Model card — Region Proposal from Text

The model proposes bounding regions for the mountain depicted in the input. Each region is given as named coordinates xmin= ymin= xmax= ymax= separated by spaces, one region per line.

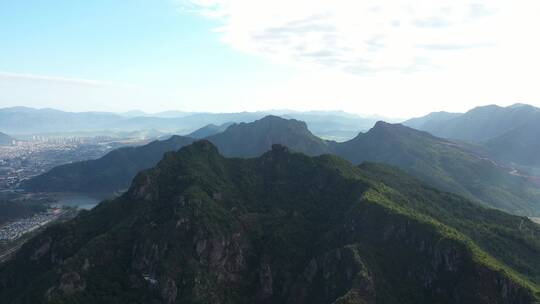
xmin=403 ymin=111 xmax=461 ymax=130
xmin=404 ymin=104 xmax=540 ymax=142
xmin=484 ymin=119 xmax=540 ymax=168
xmin=0 ymin=107 xmax=263 ymax=135
xmin=281 ymin=112 xmax=382 ymax=141
xmin=0 ymin=132 xmax=14 ymax=145
xmin=22 ymin=116 xmax=331 ymax=194
xmin=0 ymin=107 xmax=123 ymax=135
xmin=334 ymin=122 xmax=540 ymax=216
xmin=206 ymin=115 xmax=333 ymax=157
xmin=0 ymin=107 xmax=382 ymax=140
xmin=2 ymin=141 xmax=539 ymax=303
xmin=24 ymin=117 xmax=540 ymax=216
xmin=404 ymin=104 xmax=540 ymax=169
xmin=187 ymin=123 xmax=233 ymax=139
xmin=22 ymin=136 xmax=195 ymax=194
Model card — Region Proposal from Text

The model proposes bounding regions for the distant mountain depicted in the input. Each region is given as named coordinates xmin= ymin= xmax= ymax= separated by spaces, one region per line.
xmin=282 ymin=112 xmax=381 ymax=141
xmin=404 ymin=103 xmax=540 ymax=142
xmin=206 ymin=115 xmax=333 ymax=157
xmin=0 ymin=132 xmax=14 ymax=145
xmin=404 ymin=104 xmax=540 ymax=169
xmin=24 ymin=116 xmax=540 ymax=216
xmin=187 ymin=122 xmax=233 ymax=139
xmin=2 ymin=141 xmax=539 ymax=303
xmin=485 ymin=118 xmax=540 ymax=167
xmin=0 ymin=107 xmax=123 ymax=134
xmin=22 ymin=116 xmax=331 ymax=194
xmin=0 ymin=107 xmax=383 ymax=141
xmin=403 ymin=111 xmax=461 ymax=130
xmin=334 ymin=122 xmax=540 ymax=216
xmin=23 ymin=135 xmax=195 ymax=194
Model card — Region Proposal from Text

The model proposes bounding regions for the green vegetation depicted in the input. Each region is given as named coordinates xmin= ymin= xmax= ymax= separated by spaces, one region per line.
xmin=336 ymin=121 xmax=540 ymax=216
xmin=23 ymin=135 xmax=195 ymax=193
xmin=486 ymin=119 xmax=540 ymax=168
xmin=1 ymin=141 xmax=539 ymax=303
xmin=24 ymin=115 xmax=540 ymax=216
xmin=405 ymin=103 xmax=540 ymax=170
xmin=205 ymin=115 xmax=333 ymax=157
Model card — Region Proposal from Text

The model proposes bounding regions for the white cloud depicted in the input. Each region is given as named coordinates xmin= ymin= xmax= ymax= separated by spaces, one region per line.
xmin=177 ymin=0 xmax=540 ymax=117
xmin=184 ymin=0 xmax=539 ymax=74
xmin=5 ymin=2 xmax=540 ymax=118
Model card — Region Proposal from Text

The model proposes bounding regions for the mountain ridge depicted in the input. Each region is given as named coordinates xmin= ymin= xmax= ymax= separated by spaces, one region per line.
xmin=23 ymin=116 xmax=540 ymax=216
xmin=404 ymin=104 xmax=540 ymax=142
xmin=2 ymin=141 xmax=540 ymax=303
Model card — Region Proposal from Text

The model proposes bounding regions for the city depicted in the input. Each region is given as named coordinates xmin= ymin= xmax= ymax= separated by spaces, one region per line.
xmin=0 ymin=206 xmax=68 ymax=241
xmin=0 ymin=134 xmax=154 ymax=261
xmin=0 ymin=135 xmax=152 ymax=190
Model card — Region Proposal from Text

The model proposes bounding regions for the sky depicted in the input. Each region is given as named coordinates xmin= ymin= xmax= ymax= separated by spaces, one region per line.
xmin=1 ymin=0 xmax=539 ymax=118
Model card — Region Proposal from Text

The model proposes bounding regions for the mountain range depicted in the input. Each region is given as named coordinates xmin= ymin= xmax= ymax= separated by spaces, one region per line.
xmin=0 ymin=107 xmax=386 ymax=141
xmin=23 ymin=116 xmax=540 ymax=216
xmin=404 ymin=104 xmax=540 ymax=142
xmin=23 ymin=136 xmax=195 ymax=194
xmin=4 ymin=141 xmax=540 ymax=303
xmin=405 ymin=104 xmax=540 ymax=169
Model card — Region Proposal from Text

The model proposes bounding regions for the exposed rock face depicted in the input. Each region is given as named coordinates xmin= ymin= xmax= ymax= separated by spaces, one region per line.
xmin=0 ymin=141 xmax=539 ymax=304
xmin=291 ymin=246 xmax=376 ymax=304
xmin=58 ymin=272 xmax=86 ymax=295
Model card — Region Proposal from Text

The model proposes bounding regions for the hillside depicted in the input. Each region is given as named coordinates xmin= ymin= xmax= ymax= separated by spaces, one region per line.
xmin=206 ymin=115 xmax=333 ymax=157
xmin=281 ymin=111 xmax=380 ymax=141
xmin=24 ymin=117 xmax=540 ymax=216
xmin=334 ymin=122 xmax=540 ymax=216
xmin=402 ymin=111 xmax=461 ymax=131
xmin=404 ymin=104 xmax=540 ymax=142
xmin=485 ymin=119 xmax=540 ymax=168
xmin=22 ymin=136 xmax=195 ymax=194
xmin=23 ymin=116 xmax=330 ymax=194
xmin=1 ymin=141 xmax=539 ymax=303
xmin=0 ymin=132 xmax=14 ymax=145
xmin=187 ymin=123 xmax=232 ymax=139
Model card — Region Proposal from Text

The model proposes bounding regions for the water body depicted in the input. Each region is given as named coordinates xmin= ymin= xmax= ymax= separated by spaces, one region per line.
xmin=53 ymin=193 xmax=108 ymax=210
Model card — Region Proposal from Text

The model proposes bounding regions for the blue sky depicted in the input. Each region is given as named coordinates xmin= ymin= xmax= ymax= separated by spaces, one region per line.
xmin=0 ymin=1 xmax=294 ymax=88
xmin=1 ymin=0 xmax=539 ymax=117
